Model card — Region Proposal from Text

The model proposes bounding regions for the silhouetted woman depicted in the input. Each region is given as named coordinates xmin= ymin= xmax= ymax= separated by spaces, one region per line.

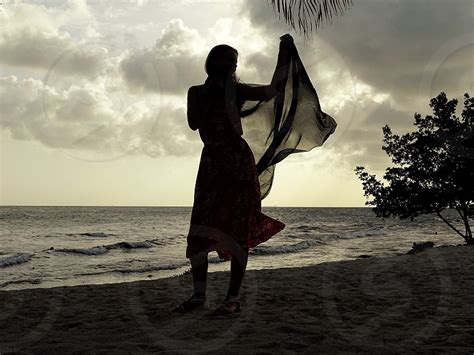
xmin=173 ymin=35 xmax=295 ymax=315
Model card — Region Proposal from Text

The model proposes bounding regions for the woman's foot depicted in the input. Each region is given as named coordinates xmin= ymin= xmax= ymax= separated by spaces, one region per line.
xmin=172 ymin=293 xmax=208 ymax=313
xmin=210 ymin=297 xmax=241 ymax=316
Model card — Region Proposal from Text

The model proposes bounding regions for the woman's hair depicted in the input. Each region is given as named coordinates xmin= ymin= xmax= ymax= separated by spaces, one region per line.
xmin=204 ymin=44 xmax=244 ymax=111
xmin=205 ymin=44 xmax=238 ymax=77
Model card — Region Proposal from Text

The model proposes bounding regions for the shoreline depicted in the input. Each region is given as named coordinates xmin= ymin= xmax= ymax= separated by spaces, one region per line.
xmin=1 ymin=245 xmax=473 ymax=353
xmin=2 ymin=240 xmax=462 ymax=293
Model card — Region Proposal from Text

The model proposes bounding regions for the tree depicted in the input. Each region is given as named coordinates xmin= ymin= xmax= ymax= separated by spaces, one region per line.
xmin=355 ymin=92 xmax=474 ymax=245
xmin=269 ymin=0 xmax=354 ymax=37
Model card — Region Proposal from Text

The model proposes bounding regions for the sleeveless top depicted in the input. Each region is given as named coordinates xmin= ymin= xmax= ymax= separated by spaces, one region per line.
xmin=195 ymin=76 xmax=244 ymax=145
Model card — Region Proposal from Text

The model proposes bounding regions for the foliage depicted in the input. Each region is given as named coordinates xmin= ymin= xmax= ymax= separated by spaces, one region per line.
xmin=355 ymin=92 xmax=474 ymax=245
xmin=269 ymin=0 xmax=353 ymax=37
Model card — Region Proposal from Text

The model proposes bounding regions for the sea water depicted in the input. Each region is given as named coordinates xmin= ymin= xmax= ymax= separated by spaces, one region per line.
xmin=0 ymin=206 xmax=461 ymax=290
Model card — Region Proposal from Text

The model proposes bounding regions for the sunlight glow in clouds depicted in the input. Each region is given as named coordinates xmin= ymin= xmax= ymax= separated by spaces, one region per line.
xmin=1 ymin=0 xmax=472 ymax=206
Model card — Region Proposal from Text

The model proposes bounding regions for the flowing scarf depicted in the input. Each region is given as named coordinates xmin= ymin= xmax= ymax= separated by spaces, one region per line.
xmin=240 ymin=42 xmax=337 ymax=199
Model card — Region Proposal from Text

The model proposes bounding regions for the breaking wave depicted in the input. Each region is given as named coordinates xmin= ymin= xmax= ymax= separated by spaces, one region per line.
xmin=52 ymin=241 xmax=154 ymax=256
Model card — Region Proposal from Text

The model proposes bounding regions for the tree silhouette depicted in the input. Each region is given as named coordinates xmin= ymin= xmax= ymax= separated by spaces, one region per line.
xmin=355 ymin=92 xmax=474 ymax=245
xmin=269 ymin=0 xmax=354 ymax=36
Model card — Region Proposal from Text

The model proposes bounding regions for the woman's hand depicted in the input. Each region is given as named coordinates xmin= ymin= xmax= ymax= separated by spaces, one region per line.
xmin=280 ymin=33 xmax=294 ymax=43
xmin=279 ymin=33 xmax=296 ymax=53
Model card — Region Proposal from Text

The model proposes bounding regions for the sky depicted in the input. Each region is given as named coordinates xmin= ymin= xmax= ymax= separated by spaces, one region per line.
xmin=0 ymin=0 xmax=473 ymax=207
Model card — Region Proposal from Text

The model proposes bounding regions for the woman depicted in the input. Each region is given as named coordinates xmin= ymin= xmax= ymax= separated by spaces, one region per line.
xmin=173 ymin=35 xmax=295 ymax=315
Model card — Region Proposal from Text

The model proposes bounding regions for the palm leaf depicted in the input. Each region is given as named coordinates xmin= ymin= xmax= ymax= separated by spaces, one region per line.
xmin=268 ymin=0 xmax=353 ymax=36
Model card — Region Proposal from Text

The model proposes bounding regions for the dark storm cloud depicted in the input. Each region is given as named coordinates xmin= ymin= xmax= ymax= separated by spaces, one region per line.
xmin=240 ymin=0 xmax=473 ymax=171
xmin=242 ymin=0 xmax=473 ymax=109
xmin=315 ymin=0 xmax=473 ymax=108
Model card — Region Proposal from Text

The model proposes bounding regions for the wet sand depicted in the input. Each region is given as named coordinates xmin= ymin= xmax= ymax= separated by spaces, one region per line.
xmin=1 ymin=245 xmax=473 ymax=354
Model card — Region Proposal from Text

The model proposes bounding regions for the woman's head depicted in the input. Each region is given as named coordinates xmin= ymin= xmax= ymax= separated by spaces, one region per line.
xmin=205 ymin=44 xmax=238 ymax=78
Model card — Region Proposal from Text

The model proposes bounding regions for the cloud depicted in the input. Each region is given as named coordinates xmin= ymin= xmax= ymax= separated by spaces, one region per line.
xmin=0 ymin=3 xmax=280 ymax=159
xmin=0 ymin=75 xmax=200 ymax=158
xmin=3 ymin=0 xmax=469 ymax=169
xmin=318 ymin=0 xmax=473 ymax=109
xmin=0 ymin=1 xmax=109 ymax=78
xmin=119 ymin=16 xmax=272 ymax=95
xmin=241 ymin=0 xmax=474 ymax=110
xmin=0 ymin=3 xmax=205 ymax=158
xmin=0 ymin=1 xmax=401 ymax=166
xmin=119 ymin=19 xmax=206 ymax=95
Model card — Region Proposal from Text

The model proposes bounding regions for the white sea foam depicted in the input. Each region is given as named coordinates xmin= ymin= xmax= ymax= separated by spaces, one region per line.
xmin=52 ymin=240 xmax=154 ymax=256
xmin=0 ymin=253 xmax=33 ymax=268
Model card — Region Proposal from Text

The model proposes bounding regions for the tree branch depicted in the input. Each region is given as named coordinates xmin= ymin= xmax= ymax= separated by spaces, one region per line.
xmin=461 ymin=204 xmax=473 ymax=240
xmin=436 ymin=211 xmax=466 ymax=240
xmin=456 ymin=207 xmax=467 ymax=236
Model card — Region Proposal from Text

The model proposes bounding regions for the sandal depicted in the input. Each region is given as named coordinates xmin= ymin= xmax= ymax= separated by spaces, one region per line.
xmin=172 ymin=295 xmax=209 ymax=313
xmin=210 ymin=299 xmax=241 ymax=316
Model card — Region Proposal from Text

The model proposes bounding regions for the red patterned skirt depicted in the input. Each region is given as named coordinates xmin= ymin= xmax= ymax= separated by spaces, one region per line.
xmin=186 ymin=134 xmax=285 ymax=261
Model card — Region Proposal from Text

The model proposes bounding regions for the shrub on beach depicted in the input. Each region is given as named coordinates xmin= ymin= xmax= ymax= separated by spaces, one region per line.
xmin=356 ymin=92 xmax=474 ymax=245
xmin=406 ymin=241 xmax=435 ymax=255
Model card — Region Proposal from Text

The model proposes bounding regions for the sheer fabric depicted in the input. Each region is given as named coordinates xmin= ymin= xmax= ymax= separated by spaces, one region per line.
xmin=240 ymin=43 xmax=337 ymax=199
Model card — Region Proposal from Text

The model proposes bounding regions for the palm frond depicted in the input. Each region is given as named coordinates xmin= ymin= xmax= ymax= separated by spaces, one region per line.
xmin=268 ymin=0 xmax=353 ymax=36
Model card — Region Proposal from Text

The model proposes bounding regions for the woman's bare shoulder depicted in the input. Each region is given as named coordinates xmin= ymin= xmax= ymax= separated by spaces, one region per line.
xmin=188 ymin=85 xmax=205 ymax=94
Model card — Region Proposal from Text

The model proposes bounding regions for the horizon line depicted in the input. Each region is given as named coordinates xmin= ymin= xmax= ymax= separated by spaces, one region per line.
xmin=0 ymin=204 xmax=371 ymax=208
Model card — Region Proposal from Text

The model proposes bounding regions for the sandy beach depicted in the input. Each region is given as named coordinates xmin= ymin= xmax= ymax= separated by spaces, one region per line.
xmin=1 ymin=245 xmax=473 ymax=354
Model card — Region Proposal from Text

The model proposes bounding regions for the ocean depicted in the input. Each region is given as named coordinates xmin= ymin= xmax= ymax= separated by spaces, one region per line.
xmin=0 ymin=206 xmax=460 ymax=291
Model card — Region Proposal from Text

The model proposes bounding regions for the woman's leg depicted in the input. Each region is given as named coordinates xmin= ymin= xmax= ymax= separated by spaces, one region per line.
xmin=225 ymin=247 xmax=249 ymax=301
xmin=190 ymin=252 xmax=208 ymax=298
